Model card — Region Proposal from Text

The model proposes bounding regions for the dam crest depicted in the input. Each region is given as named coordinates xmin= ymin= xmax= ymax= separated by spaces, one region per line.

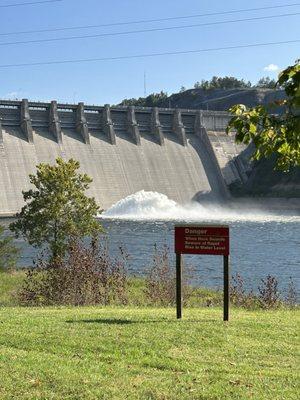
xmin=0 ymin=99 xmax=251 ymax=216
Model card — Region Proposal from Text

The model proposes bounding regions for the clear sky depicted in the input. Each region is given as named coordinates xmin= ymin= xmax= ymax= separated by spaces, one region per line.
xmin=0 ymin=0 xmax=299 ymax=105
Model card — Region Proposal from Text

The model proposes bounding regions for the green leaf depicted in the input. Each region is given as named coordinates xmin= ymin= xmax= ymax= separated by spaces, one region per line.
xmin=249 ymin=123 xmax=257 ymax=134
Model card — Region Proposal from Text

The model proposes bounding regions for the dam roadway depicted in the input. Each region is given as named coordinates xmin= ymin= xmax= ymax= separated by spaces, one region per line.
xmin=0 ymin=99 xmax=251 ymax=216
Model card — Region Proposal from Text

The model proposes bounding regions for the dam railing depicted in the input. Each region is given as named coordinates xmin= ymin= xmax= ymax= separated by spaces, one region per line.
xmin=0 ymin=99 xmax=231 ymax=145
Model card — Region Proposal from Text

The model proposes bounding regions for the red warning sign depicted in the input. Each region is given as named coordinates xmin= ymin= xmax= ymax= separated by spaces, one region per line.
xmin=175 ymin=225 xmax=229 ymax=256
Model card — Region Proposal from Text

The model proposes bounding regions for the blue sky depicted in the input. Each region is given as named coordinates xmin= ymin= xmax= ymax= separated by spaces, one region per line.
xmin=0 ymin=0 xmax=299 ymax=105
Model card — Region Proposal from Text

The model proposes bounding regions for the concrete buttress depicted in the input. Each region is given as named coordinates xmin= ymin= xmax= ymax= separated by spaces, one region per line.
xmin=76 ymin=102 xmax=90 ymax=144
xmin=102 ymin=105 xmax=116 ymax=144
xmin=173 ymin=109 xmax=187 ymax=146
xmin=151 ymin=107 xmax=164 ymax=145
xmin=127 ymin=106 xmax=141 ymax=145
xmin=194 ymin=110 xmax=206 ymax=140
xmin=20 ymin=99 xmax=34 ymax=143
xmin=49 ymin=101 xmax=62 ymax=144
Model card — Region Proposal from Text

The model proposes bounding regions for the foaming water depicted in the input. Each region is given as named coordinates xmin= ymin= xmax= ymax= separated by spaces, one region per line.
xmin=102 ymin=190 xmax=300 ymax=223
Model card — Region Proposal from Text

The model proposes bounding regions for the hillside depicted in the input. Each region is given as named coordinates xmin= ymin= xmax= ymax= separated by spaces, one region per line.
xmin=119 ymin=88 xmax=286 ymax=112
xmin=159 ymin=88 xmax=285 ymax=111
xmin=230 ymin=156 xmax=300 ymax=198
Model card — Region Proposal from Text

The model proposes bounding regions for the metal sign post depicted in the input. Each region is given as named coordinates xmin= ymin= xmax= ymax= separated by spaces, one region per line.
xmin=175 ymin=224 xmax=230 ymax=321
xmin=176 ymin=253 xmax=182 ymax=319
xmin=223 ymin=255 xmax=229 ymax=322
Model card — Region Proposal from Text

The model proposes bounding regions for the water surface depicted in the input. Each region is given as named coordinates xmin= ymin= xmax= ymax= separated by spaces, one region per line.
xmin=11 ymin=191 xmax=300 ymax=295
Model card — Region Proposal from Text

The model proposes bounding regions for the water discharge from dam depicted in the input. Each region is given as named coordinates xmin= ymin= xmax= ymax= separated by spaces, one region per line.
xmin=101 ymin=192 xmax=300 ymax=295
xmin=102 ymin=190 xmax=300 ymax=223
xmin=5 ymin=190 xmax=300 ymax=295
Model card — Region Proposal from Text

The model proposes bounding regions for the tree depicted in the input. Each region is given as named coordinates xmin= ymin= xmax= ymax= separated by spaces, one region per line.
xmin=10 ymin=158 xmax=102 ymax=259
xmin=0 ymin=225 xmax=19 ymax=271
xmin=193 ymin=76 xmax=251 ymax=90
xmin=255 ymin=77 xmax=277 ymax=89
xmin=226 ymin=60 xmax=300 ymax=171
xmin=119 ymin=91 xmax=168 ymax=107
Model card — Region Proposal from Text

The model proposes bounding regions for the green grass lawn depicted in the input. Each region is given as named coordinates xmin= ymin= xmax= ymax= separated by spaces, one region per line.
xmin=0 ymin=306 xmax=299 ymax=400
xmin=0 ymin=270 xmax=25 ymax=306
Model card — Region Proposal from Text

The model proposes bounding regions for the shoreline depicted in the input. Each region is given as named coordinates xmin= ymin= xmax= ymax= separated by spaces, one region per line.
xmin=227 ymin=197 xmax=300 ymax=213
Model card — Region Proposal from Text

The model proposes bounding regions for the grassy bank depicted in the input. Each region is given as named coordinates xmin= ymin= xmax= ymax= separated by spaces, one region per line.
xmin=0 ymin=270 xmax=26 ymax=306
xmin=0 ymin=306 xmax=299 ymax=399
xmin=0 ymin=271 xmax=299 ymax=399
xmin=0 ymin=270 xmax=223 ymax=308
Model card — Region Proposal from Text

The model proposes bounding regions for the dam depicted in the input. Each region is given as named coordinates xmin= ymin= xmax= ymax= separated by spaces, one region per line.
xmin=0 ymin=99 xmax=251 ymax=216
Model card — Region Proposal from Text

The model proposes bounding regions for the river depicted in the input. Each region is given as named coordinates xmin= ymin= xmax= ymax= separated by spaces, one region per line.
xmin=6 ymin=191 xmax=299 ymax=296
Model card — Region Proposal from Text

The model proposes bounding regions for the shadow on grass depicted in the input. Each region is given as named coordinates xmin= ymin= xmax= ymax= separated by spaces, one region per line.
xmin=66 ymin=318 xmax=165 ymax=325
xmin=66 ymin=317 xmax=219 ymax=325
xmin=67 ymin=318 xmax=136 ymax=325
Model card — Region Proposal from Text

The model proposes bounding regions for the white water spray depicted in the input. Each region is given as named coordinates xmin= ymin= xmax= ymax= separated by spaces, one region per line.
xmin=102 ymin=190 xmax=299 ymax=222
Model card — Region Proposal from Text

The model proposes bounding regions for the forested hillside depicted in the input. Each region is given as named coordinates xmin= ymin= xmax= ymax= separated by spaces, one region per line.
xmin=119 ymin=76 xmax=285 ymax=112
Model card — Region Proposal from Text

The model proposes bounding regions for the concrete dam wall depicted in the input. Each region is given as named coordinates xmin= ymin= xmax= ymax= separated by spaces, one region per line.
xmin=0 ymin=99 xmax=250 ymax=216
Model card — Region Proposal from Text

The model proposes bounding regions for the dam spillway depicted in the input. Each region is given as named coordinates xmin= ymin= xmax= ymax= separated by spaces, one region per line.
xmin=0 ymin=99 xmax=251 ymax=216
